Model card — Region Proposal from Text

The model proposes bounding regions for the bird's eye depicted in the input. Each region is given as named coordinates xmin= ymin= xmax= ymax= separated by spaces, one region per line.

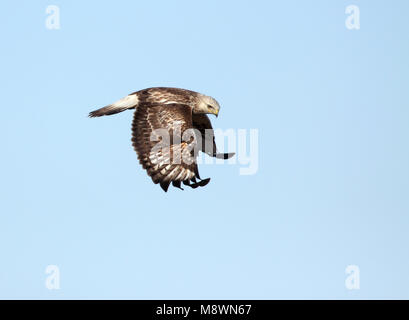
xmin=207 ymin=104 xmax=214 ymax=110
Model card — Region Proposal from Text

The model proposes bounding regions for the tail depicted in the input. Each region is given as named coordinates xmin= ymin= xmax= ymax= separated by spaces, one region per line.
xmin=88 ymin=93 xmax=139 ymax=117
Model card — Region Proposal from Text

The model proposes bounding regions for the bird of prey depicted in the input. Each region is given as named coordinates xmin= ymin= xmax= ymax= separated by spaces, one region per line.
xmin=89 ymin=87 xmax=235 ymax=192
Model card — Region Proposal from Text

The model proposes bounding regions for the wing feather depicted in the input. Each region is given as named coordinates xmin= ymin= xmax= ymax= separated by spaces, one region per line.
xmin=89 ymin=94 xmax=139 ymax=117
xmin=132 ymin=103 xmax=207 ymax=192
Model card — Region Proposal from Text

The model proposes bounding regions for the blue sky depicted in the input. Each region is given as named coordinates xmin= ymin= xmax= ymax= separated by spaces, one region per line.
xmin=0 ymin=0 xmax=408 ymax=299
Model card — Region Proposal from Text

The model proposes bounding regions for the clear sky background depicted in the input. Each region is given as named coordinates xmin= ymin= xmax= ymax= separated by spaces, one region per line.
xmin=0 ymin=0 xmax=408 ymax=299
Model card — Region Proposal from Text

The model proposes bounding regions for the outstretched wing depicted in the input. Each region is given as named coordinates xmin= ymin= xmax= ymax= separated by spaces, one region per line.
xmin=192 ymin=114 xmax=235 ymax=159
xmin=132 ymin=103 xmax=210 ymax=192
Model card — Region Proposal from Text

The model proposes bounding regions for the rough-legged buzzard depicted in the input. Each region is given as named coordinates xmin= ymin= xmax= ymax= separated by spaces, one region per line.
xmin=89 ymin=87 xmax=234 ymax=192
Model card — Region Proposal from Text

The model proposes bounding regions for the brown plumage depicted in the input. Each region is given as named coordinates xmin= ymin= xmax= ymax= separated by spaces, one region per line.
xmin=89 ymin=87 xmax=234 ymax=192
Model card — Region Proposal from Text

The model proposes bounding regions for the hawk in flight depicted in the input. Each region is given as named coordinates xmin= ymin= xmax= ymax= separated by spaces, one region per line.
xmin=89 ymin=87 xmax=234 ymax=192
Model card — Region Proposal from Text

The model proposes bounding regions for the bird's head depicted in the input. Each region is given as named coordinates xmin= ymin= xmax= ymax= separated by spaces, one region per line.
xmin=194 ymin=94 xmax=220 ymax=117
